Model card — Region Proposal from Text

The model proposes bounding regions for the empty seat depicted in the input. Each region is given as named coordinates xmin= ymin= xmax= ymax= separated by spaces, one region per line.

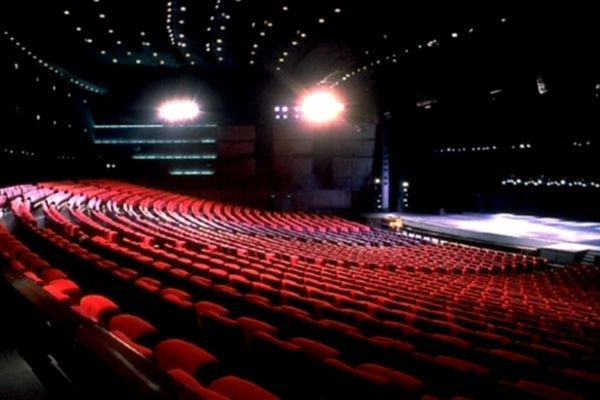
xmin=250 ymin=332 xmax=302 ymax=371
xmin=500 ymin=379 xmax=585 ymax=400
xmin=8 ymin=259 xmax=27 ymax=272
xmin=167 ymin=369 xmax=228 ymax=400
xmin=134 ymin=277 xmax=162 ymax=293
xmin=370 ymin=336 xmax=416 ymax=355
xmin=322 ymin=358 xmax=388 ymax=399
xmin=45 ymin=279 xmax=81 ymax=300
xmin=546 ymin=367 xmax=600 ymax=397
xmin=71 ymin=294 xmax=120 ymax=324
xmin=150 ymin=261 xmax=172 ymax=271
xmin=229 ymin=274 xmax=252 ymax=291
xmin=208 ymin=268 xmax=228 ymax=283
xmin=189 ymin=275 xmax=212 ymax=290
xmin=155 ymin=339 xmax=219 ymax=378
xmin=517 ymin=342 xmax=571 ymax=363
xmin=40 ymin=268 xmax=68 ymax=283
xmin=161 ymin=288 xmax=194 ymax=309
xmin=168 ymin=268 xmax=191 ymax=279
xmin=289 ymin=337 xmax=340 ymax=361
xmin=43 ymin=285 xmax=72 ymax=305
xmin=433 ymin=355 xmax=491 ymax=377
xmin=110 ymin=330 xmax=153 ymax=358
xmin=95 ymin=260 xmax=119 ymax=271
xmin=489 ymin=348 xmax=540 ymax=366
xmin=209 ymin=375 xmax=280 ymax=400
xmin=23 ymin=271 xmax=44 ymax=285
xmin=357 ymin=363 xmax=425 ymax=393
xmin=108 ymin=314 xmax=158 ymax=358
xmin=23 ymin=256 xmax=51 ymax=271
xmin=195 ymin=301 xmax=230 ymax=317
xmin=111 ymin=267 xmax=139 ymax=281
xmin=237 ymin=317 xmax=278 ymax=346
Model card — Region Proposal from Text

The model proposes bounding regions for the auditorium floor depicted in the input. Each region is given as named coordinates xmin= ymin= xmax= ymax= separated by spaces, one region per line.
xmin=0 ymin=335 xmax=49 ymax=400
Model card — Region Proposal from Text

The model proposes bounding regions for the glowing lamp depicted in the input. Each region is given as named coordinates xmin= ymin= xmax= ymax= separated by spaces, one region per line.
xmin=300 ymin=91 xmax=344 ymax=123
xmin=158 ymin=99 xmax=200 ymax=122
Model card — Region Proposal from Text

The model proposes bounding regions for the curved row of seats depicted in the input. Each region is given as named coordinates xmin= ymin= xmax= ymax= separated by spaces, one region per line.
xmin=26 ymin=225 xmax=600 ymax=398
xmin=8 ymin=221 xmax=462 ymax=399
xmin=38 ymin=180 xmax=543 ymax=275
xmin=7 ymin=183 xmax=599 ymax=342
xmin=1 ymin=184 xmax=37 ymax=208
xmin=150 ymin=186 xmax=533 ymax=272
xmin=17 ymin=224 xmax=436 ymax=399
xmin=2 ymin=181 xmax=600 ymax=399
xmin=0 ymin=225 xmax=281 ymax=400
xmin=80 ymin=232 xmax=596 ymax=349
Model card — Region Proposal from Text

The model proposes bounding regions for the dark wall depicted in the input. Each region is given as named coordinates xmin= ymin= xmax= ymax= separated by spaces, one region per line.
xmin=0 ymin=37 xmax=106 ymax=187
xmin=372 ymin=9 xmax=600 ymax=220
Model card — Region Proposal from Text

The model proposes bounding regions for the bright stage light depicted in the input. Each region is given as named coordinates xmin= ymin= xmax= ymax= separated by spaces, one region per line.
xmin=300 ymin=91 xmax=344 ymax=123
xmin=158 ymin=99 xmax=200 ymax=122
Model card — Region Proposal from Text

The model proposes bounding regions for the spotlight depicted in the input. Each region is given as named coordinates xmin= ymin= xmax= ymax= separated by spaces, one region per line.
xmin=158 ymin=99 xmax=200 ymax=122
xmin=300 ymin=90 xmax=344 ymax=124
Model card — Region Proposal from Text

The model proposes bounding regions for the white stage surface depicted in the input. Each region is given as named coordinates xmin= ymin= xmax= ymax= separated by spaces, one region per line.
xmin=365 ymin=212 xmax=600 ymax=262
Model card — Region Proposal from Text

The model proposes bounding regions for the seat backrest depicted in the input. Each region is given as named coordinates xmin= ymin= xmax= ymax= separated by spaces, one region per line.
xmin=155 ymin=339 xmax=218 ymax=375
xmin=109 ymin=314 xmax=157 ymax=340
xmin=209 ymin=375 xmax=280 ymax=400
xmin=78 ymin=294 xmax=120 ymax=323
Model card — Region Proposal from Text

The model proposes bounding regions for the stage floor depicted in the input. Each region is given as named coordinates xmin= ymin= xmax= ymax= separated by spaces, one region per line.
xmin=366 ymin=212 xmax=600 ymax=251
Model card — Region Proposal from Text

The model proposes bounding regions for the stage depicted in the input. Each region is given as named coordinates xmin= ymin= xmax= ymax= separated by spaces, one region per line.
xmin=365 ymin=212 xmax=600 ymax=264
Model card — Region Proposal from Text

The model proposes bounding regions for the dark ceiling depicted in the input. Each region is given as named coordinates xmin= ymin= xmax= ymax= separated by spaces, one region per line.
xmin=2 ymin=1 xmax=598 ymax=119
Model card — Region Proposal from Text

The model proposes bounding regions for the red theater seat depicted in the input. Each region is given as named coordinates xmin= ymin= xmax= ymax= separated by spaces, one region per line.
xmin=322 ymin=359 xmax=388 ymax=398
xmin=40 ymin=268 xmax=68 ymax=283
xmin=168 ymin=369 xmax=229 ymax=400
xmin=167 ymin=268 xmax=191 ymax=279
xmin=93 ymin=260 xmax=118 ymax=270
xmin=43 ymin=285 xmax=72 ymax=305
xmin=155 ymin=339 xmax=219 ymax=376
xmin=489 ymin=349 xmax=540 ymax=366
xmin=195 ymin=301 xmax=230 ymax=317
xmin=45 ymin=279 xmax=81 ymax=300
xmin=23 ymin=271 xmax=44 ymax=285
xmin=357 ymin=363 xmax=425 ymax=393
xmin=237 ymin=317 xmax=278 ymax=345
xmin=433 ymin=355 xmax=491 ymax=377
xmin=209 ymin=375 xmax=280 ymax=400
xmin=150 ymin=261 xmax=172 ymax=271
xmin=161 ymin=288 xmax=194 ymax=309
xmin=112 ymin=268 xmax=139 ymax=281
xmin=134 ymin=277 xmax=162 ymax=293
xmin=109 ymin=314 xmax=157 ymax=342
xmin=501 ymin=379 xmax=585 ymax=400
xmin=72 ymin=294 xmax=120 ymax=324
xmin=289 ymin=337 xmax=340 ymax=361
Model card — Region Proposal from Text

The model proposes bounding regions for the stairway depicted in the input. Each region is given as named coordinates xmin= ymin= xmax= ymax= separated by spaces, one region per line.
xmin=582 ymin=250 xmax=600 ymax=265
